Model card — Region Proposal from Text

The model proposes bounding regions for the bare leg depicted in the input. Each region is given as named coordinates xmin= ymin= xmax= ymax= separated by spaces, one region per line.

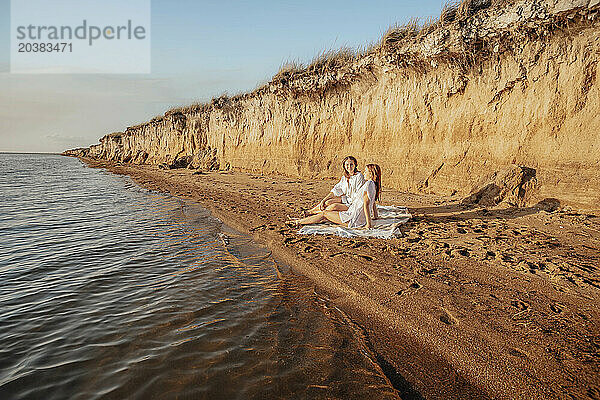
xmin=306 ymin=196 xmax=343 ymax=215
xmin=325 ymin=203 xmax=348 ymax=212
xmin=322 ymin=211 xmax=344 ymax=225
xmin=290 ymin=209 xmax=344 ymax=226
xmin=305 ymin=204 xmax=321 ymax=215
xmin=325 ymin=198 xmax=344 ymax=207
xmin=292 ymin=213 xmax=327 ymax=225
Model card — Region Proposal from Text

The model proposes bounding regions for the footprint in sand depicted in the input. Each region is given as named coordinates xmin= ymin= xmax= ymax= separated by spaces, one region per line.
xmin=283 ymin=237 xmax=308 ymax=245
xmin=439 ymin=308 xmax=458 ymax=325
xmin=361 ymin=271 xmax=376 ymax=282
xmin=549 ymin=303 xmax=564 ymax=314
xmin=510 ymin=300 xmax=530 ymax=311
xmin=349 ymin=242 xmax=365 ymax=249
xmin=353 ymin=253 xmax=375 ymax=262
xmin=409 ymin=282 xmax=421 ymax=289
xmin=406 ymin=235 xmax=421 ymax=243
xmin=451 ymin=248 xmax=470 ymax=257
xmin=508 ymin=347 xmax=530 ymax=359
xmin=396 ymin=281 xmax=422 ymax=296
xmin=417 ymin=267 xmax=437 ymax=276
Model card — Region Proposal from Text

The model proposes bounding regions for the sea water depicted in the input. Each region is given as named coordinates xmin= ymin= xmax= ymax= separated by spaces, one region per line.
xmin=0 ymin=153 xmax=399 ymax=399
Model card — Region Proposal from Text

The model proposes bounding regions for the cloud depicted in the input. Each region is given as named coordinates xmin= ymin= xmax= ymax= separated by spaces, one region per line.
xmin=45 ymin=133 xmax=89 ymax=144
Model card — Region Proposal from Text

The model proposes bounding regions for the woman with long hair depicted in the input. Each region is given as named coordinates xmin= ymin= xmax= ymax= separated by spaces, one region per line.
xmin=304 ymin=156 xmax=365 ymax=215
xmin=289 ymin=164 xmax=381 ymax=229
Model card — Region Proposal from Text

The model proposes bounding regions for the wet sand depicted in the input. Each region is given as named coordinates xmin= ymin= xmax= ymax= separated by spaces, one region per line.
xmin=82 ymin=158 xmax=600 ymax=400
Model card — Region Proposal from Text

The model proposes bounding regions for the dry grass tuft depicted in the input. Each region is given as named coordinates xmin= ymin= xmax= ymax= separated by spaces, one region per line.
xmin=209 ymin=93 xmax=230 ymax=109
xmin=418 ymin=16 xmax=440 ymax=37
xmin=457 ymin=0 xmax=492 ymax=19
xmin=276 ymin=60 xmax=304 ymax=76
xmin=440 ymin=1 xmax=459 ymax=24
xmin=381 ymin=18 xmax=420 ymax=48
xmin=356 ymin=40 xmax=379 ymax=57
xmin=307 ymin=47 xmax=357 ymax=73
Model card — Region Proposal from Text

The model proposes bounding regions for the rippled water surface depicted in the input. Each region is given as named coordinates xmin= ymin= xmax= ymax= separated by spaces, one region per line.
xmin=0 ymin=154 xmax=398 ymax=399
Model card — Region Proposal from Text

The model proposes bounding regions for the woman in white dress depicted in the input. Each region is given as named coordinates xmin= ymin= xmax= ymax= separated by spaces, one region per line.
xmin=288 ymin=164 xmax=381 ymax=229
xmin=304 ymin=156 xmax=365 ymax=215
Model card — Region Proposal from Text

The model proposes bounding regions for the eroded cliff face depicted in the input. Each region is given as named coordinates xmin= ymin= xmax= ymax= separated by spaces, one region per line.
xmin=69 ymin=0 xmax=600 ymax=210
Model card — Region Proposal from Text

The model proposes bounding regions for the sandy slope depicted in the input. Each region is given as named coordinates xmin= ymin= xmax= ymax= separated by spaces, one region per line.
xmin=82 ymin=158 xmax=600 ymax=400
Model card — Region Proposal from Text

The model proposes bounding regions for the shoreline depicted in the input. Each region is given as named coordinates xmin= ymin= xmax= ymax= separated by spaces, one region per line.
xmin=79 ymin=157 xmax=600 ymax=399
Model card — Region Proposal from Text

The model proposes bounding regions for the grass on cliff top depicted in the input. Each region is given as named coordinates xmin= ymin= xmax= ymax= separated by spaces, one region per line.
xmin=159 ymin=0 xmax=558 ymax=119
xmin=273 ymin=0 xmax=518 ymax=77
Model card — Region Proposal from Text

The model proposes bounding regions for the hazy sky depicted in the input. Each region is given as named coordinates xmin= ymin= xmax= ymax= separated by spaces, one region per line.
xmin=0 ymin=0 xmax=446 ymax=153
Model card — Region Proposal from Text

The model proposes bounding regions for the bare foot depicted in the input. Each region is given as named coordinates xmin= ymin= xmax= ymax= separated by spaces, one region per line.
xmin=285 ymin=219 xmax=300 ymax=227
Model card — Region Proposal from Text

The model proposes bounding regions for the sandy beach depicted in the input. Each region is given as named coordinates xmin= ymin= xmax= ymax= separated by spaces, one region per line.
xmin=82 ymin=157 xmax=600 ymax=400
xmin=6 ymin=0 xmax=600 ymax=397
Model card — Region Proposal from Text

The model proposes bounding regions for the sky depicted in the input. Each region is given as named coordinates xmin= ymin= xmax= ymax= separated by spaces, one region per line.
xmin=0 ymin=0 xmax=447 ymax=153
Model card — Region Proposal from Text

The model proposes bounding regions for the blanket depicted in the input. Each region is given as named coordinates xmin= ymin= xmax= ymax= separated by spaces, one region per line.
xmin=298 ymin=205 xmax=411 ymax=239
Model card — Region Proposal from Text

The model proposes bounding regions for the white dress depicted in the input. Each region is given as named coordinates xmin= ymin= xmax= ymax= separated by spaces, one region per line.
xmin=339 ymin=180 xmax=377 ymax=228
xmin=331 ymin=172 xmax=365 ymax=205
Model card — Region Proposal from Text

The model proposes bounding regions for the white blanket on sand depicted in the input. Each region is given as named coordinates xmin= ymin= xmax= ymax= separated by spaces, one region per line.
xmin=298 ymin=205 xmax=411 ymax=239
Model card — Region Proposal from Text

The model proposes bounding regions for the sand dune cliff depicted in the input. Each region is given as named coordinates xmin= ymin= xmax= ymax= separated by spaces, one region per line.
xmin=65 ymin=0 xmax=600 ymax=210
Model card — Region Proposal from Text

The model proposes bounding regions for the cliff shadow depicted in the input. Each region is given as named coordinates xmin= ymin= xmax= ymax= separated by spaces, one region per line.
xmin=404 ymin=198 xmax=561 ymax=228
